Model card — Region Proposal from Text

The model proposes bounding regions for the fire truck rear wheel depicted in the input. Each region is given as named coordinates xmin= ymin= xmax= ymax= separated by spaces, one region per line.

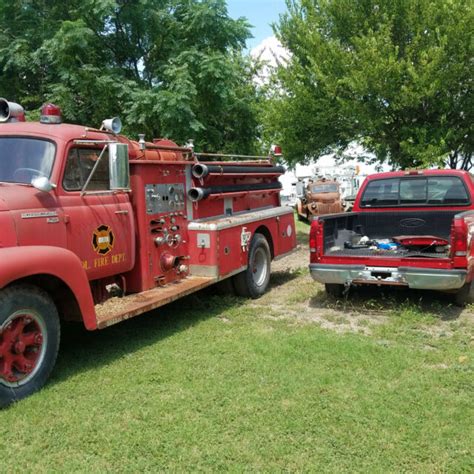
xmin=0 ymin=285 xmax=60 ymax=409
xmin=234 ymin=233 xmax=271 ymax=299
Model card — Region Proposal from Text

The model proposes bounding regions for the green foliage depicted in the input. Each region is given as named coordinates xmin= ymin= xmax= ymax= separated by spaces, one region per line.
xmin=0 ymin=0 xmax=260 ymax=153
xmin=267 ymin=0 xmax=473 ymax=169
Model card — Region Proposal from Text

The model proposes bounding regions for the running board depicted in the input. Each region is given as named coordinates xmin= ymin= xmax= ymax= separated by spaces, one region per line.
xmin=95 ymin=276 xmax=215 ymax=329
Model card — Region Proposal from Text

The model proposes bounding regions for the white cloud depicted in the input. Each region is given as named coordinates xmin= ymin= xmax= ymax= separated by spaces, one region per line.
xmin=250 ymin=35 xmax=290 ymax=85
xmin=251 ymin=35 xmax=289 ymax=65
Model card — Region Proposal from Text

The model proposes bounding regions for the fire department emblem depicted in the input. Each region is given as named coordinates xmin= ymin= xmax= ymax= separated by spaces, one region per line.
xmin=92 ymin=225 xmax=115 ymax=255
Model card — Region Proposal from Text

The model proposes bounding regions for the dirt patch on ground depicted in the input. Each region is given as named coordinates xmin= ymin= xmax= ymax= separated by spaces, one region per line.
xmin=272 ymin=243 xmax=308 ymax=273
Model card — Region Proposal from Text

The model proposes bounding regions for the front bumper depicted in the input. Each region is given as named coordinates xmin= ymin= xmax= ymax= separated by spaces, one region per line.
xmin=309 ymin=263 xmax=467 ymax=290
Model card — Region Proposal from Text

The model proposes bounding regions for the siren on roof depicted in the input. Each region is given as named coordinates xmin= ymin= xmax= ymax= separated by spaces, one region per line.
xmin=0 ymin=98 xmax=25 ymax=123
xmin=101 ymin=117 xmax=122 ymax=134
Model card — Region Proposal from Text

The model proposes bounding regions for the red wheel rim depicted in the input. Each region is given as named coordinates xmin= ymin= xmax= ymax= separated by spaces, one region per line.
xmin=0 ymin=311 xmax=47 ymax=387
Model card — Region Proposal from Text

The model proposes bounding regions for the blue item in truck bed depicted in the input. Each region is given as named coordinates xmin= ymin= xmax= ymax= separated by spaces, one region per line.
xmin=376 ymin=241 xmax=399 ymax=250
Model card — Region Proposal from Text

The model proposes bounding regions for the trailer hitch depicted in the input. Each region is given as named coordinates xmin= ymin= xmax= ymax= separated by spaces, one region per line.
xmin=343 ymin=281 xmax=351 ymax=298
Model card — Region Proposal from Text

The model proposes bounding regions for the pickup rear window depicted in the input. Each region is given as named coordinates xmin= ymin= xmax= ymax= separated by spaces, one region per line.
xmin=360 ymin=176 xmax=470 ymax=207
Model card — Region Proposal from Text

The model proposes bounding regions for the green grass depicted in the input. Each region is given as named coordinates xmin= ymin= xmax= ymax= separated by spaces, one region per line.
xmin=1 ymin=219 xmax=473 ymax=471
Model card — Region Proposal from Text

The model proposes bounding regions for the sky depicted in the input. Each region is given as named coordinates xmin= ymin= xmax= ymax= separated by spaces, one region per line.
xmin=227 ymin=0 xmax=288 ymax=50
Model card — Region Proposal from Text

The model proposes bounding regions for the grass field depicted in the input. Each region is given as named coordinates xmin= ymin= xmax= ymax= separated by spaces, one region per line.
xmin=1 ymin=220 xmax=473 ymax=471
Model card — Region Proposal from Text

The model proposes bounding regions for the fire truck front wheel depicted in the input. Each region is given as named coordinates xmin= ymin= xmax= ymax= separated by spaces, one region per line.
xmin=234 ymin=233 xmax=271 ymax=299
xmin=0 ymin=285 xmax=60 ymax=409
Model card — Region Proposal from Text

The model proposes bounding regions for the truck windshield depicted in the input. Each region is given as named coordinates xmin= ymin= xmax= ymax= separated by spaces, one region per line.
xmin=0 ymin=137 xmax=55 ymax=184
xmin=311 ymin=183 xmax=338 ymax=193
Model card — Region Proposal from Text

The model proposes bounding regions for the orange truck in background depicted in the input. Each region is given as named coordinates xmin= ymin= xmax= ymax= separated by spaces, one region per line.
xmin=295 ymin=178 xmax=343 ymax=221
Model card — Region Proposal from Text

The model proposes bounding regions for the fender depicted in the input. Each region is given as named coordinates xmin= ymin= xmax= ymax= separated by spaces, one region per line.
xmin=0 ymin=246 xmax=97 ymax=330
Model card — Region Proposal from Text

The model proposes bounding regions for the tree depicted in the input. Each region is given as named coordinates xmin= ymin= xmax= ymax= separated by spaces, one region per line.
xmin=0 ymin=0 xmax=260 ymax=153
xmin=266 ymin=0 xmax=473 ymax=169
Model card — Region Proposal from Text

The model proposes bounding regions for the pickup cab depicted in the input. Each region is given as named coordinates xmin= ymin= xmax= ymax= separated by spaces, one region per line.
xmin=309 ymin=169 xmax=474 ymax=304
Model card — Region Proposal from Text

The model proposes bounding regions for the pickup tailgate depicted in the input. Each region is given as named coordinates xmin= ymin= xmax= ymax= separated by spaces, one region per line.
xmin=309 ymin=211 xmax=470 ymax=290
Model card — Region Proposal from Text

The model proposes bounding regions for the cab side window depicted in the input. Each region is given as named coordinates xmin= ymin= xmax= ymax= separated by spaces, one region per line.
xmin=63 ymin=148 xmax=110 ymax=191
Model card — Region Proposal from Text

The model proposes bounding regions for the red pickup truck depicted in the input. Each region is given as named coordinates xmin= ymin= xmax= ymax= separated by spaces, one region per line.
xmin=309 ymin=169 xmax=474 ymax=305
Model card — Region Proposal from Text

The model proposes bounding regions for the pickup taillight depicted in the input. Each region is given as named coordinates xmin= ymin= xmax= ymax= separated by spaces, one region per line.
xmin=309 ymin=218 xmax=321 ymax=261
xmin=450 ymin=218 xmax=467 ymax=257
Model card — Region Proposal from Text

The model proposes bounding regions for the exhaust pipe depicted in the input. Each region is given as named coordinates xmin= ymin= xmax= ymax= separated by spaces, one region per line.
xmin=0 ymin=98 xmax=25 ymax=122
xmin=192 ymin=163 xmax=285 ymax=179
xmin=188 ymin=182 xmax=282 ymax=202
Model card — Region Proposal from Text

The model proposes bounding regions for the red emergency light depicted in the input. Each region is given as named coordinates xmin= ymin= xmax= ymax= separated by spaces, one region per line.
xmin=271 ymin=144 xmax=282 ymax=156
xmin=40 ymin=103 xmax=62 ymax=124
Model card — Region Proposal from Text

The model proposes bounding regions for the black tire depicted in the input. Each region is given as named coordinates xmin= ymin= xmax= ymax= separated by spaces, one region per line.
xmin=295 ymin=203 xmax=304 ymax=221
xmin=0 ymin=285 xmax=60 ymax=409
xmin=454 ymin=281 xmax=474 ymax=306
xmin=214 ymin=277 xmax=235 ymax=295
xmin=325 ymin=283 xmax=345 ymax=298
xmin=233 ymin=233 xmax=271 ymax=299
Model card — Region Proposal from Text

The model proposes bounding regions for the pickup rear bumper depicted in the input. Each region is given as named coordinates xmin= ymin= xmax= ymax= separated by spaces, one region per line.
xmin=309 ymin=264 xmax=467 ymax=290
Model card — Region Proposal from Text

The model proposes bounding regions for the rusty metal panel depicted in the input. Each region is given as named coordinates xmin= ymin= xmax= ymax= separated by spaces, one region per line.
xmin=96 ymin=276 xmax=215 ymax=329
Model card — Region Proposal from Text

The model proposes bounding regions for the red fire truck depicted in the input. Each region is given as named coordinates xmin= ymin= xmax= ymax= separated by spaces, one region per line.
xmin=0 ymin=99 xmax=296 ymax=407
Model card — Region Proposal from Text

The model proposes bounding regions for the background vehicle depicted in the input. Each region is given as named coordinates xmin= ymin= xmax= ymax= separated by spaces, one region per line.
xmin=309 ymin=169 xmax=474 ymax=304
xmin=295 ymin=178 xmax=343 ymax=220
xmin=0 ymin=100 xmax=296 ymax=407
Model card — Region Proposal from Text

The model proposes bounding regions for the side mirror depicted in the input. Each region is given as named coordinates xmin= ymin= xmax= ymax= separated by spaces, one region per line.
xmin=32 ymin=176 xmax=55 ymax=193
xmin=295 ymin=181 xmax=305 ymax=198
xmin=109 ymin=143 xmax=130 ymax=190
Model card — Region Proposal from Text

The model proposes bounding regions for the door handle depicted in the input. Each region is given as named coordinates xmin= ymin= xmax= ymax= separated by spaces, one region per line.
xmin=115 ymin=210 xmax=129 ymax=215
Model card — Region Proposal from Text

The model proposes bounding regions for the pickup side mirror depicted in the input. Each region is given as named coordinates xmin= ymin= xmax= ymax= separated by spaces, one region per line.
xmin=109 ymin=143 xmax=130 ymax=190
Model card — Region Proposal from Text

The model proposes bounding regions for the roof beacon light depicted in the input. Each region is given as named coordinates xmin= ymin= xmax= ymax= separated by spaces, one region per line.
xmin=40 ymin=103 xmax=62 ymax=124
xmin=0 ymin=98 xmax=25 ymax=123
xmin=271 ymin=144 xmax=282 ymax=157
xmin=101 ymin=117 xmax=122 ymax=134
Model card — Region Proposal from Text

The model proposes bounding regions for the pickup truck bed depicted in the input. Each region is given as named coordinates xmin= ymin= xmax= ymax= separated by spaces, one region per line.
xmin=321 ymin=210 xmax=456 ymax=258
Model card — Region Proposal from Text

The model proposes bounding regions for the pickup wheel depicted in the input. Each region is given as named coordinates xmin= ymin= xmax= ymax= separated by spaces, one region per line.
xmin=233 ymin=233 xmax=271 ymax=299
xmin=0 ymin=285 xmax=60 ymax=409
xmin=325 ymin=283 xmax=345 ymax=298
xmin=454 ymin=281 xmax=474 ymax=306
